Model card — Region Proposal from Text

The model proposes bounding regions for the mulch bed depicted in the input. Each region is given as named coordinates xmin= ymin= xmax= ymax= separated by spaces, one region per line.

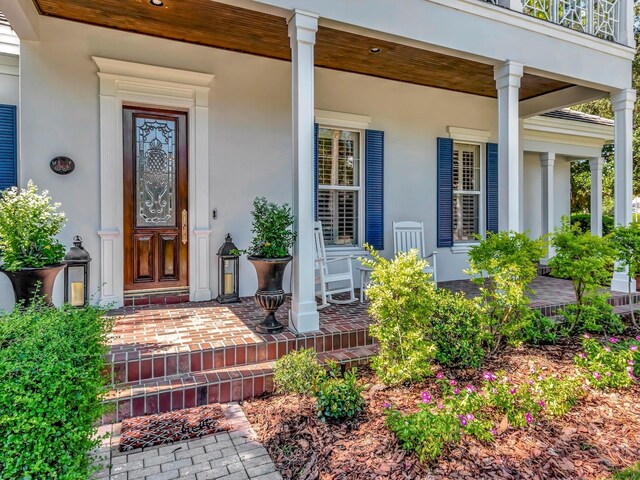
xmin=119 ymin=404 xmax=229 ymax=451
xmin=243 ymin=337 xmax=640 ymax=479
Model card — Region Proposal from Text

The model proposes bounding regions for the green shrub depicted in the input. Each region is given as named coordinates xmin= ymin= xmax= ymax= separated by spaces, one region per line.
xmin=559 ymin=295 xmax=624 ymax=335
xmin=0 ymin=180 xmax=66 ymax=271
xmin=575 ymin=336 xmax=640 ymax=389
xmin=466 ymin=231 xmax=546 ymax=352
xmin=550 ymin=217 xmax=615 ymax=335
xmin=0 ymin=303 xmax=112 ymax=479
xmin=611 ymin=223 xmax=640 ymax=328
xmin=522 ymin=311 xmax=558 ymax=345
xmin=273 ymin=348 xmax=326 ymax=395
xmin=239 ymin=197 xmax=296 ymax=258
xmin=361 ymin=247 xmax=438 ymax=385
xmin=571 ymin=213 xmax=614 ymax=236
xmin=315 ymin=366 xmax=366 ymax=421
xmin=430 ymin=290 xmax=486 ymax=369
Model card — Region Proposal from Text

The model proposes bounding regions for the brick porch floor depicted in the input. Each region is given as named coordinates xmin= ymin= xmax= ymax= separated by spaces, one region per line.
xmin=104 ymin=276 xmax=639 ymax=424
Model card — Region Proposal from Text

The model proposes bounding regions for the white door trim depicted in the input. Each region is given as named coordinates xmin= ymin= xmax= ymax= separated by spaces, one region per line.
xmin=94 ymin=57 xmax=214 ymax=307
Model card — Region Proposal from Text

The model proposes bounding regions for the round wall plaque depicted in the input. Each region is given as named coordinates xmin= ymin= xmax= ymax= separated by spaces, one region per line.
xmin=50 ymin=156 xmax=75 ymax=175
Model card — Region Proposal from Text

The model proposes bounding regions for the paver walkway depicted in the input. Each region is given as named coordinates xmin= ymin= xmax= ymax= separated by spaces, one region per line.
xmin=92 ymin=403 xmax=282 ymax=480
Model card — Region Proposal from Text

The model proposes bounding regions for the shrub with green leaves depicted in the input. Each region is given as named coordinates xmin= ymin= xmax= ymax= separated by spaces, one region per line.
xmin=0 ymin=180 xmax=66 ymax=271
xmin=571 ymin=213 xmax=614 ymax=236
xmin=550 ymin=217 xmax=615 ymax=335
xmin=559 ymin=294 xmax=624 ymax=335
xmin=273 ymin=348 xmax=326 ymax=395
xmin=241 ymin=197 xmax=296 ymax=258
xmin=611 ymin=223 xmax=640 ymax=328
xmin=522 ymin=311 xmax=558 ymax=345
xmin=575 ymin=335 xmax=640 ymax=389
xmin=430 ymin=289 xmax=486 ymax=369
xmin=0 ymin=303 xmax=112 ymax=479
xmin=315 ymin=365 xmax=366 ymax=421
xmin=466 ymin=231 xmax=545 ymax=352
xmin=361 ymin=246 xmax=438 ymax=385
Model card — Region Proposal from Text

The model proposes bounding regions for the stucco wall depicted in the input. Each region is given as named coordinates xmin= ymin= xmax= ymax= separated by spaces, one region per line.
xmin=10 ymin=15 xmax=584 ymax=309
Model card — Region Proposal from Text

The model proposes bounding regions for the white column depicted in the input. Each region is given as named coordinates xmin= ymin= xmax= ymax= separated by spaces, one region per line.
xmin=494 ymin=60 xmax=524 ymax=232
xmin=589 ymin=157 xmax=603 ymax=237
xmin=540 ymin=152 xmax=555 ymax=264
xmin=611 ymin=88 xmax=637 ymax=292
xmin=618 ymin=0 xmax=635 ymax=48
xmin=288 ymin=10 xmax=320 ymax=333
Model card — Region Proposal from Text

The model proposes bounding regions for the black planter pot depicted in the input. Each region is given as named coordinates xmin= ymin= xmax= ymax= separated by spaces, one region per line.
xmin=2 ymin=264 xmax=65 ymax=307
xmin=247 ymin=256 xmax=292 ymax=334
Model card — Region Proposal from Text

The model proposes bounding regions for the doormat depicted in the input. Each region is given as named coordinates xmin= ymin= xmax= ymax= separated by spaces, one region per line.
xmin=119 ymin=404 xmax=229 ymax=451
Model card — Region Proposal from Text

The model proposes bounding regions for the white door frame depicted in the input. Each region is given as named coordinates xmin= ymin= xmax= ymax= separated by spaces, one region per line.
xmin=94 ymin=57 xmax=214 ymax=307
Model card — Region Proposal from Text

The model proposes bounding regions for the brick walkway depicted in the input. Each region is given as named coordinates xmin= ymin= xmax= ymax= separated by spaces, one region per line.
xmin=92 ymin=403 xmax=281 ymax=480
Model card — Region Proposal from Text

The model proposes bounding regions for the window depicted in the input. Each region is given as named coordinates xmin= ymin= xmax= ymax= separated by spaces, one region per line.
xmin=317 ymin=127 xmax=363 ymax=247
xmin=452 ymin=142 xmax=482 ymax=242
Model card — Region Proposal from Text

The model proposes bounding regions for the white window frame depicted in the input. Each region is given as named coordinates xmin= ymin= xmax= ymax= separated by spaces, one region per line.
xmin=452 ymin=141 xmax=485 ymax=248
xmin=447 ymin=126 xmax=492 ymax=254
xmin=315 ymin=110 xmax=371 ymax=254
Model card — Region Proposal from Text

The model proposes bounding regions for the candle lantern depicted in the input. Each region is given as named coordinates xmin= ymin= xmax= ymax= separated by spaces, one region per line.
xmin=217 ymin=233 xmax=240 ymax=304
xmin=64 ymin=236 xmax=91 ymax=307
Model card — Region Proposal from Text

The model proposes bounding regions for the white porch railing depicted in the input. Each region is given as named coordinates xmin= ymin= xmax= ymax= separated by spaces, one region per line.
xmin=483 ymin=0 xmax=621 ymax=42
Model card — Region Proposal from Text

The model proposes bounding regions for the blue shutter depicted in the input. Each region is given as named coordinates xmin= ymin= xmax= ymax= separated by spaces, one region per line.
xmin=486 ymin=143 xmax=499 ymax=234
xmin=0 ymin=105 xmax=16 ymax=191
xmin=314 ymin=123 xmax=319 ymax=221
xmin=437 ymin=137 xmax=453 ymax=247
xmin=365 ymin=129 xmax=384 ymax=250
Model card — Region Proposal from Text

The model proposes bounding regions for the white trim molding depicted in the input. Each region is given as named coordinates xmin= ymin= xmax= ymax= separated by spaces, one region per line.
xmin=93 ymin=57 xmax=214 ymax=307
xmin=314 ymin=109 xmax=371 ymax=130
xmin=447 ymin=126 xmax=492 ymax=143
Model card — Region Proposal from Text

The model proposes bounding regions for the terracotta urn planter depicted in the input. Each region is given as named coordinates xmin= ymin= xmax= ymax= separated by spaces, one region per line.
xmin=248 ymin=256 xmax=292 ymax=334
xmin=2 ymin=263 xmax=65 ymax=307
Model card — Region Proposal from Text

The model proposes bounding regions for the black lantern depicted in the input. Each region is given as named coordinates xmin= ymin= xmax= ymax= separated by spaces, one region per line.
xmin=217 ymin=234 xmax=240 ymax=304
xmin=64 ymin=236 xmax=91 ymax=307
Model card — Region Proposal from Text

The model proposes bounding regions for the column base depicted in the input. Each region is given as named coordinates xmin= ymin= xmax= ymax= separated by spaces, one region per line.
xmin=100 ymin=295 xmax=123 ymax=309
xmin=289 ymin=300 xmax=320 ymax=333
xmin=611 ymin=271 xmax=636 ymax=293
xmin=191 ymin=289 xmax=212 ymax=302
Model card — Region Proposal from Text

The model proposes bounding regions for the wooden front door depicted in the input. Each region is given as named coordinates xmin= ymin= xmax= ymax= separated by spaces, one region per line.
xmin=123 ymin=106 xmax=188 ymax=292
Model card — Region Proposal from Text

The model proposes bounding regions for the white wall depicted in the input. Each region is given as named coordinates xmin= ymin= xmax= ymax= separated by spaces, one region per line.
xmin=522 ymin=152 xmax=571 ymax=240
xmin=12 ymin=16 xmax=591 ymax=309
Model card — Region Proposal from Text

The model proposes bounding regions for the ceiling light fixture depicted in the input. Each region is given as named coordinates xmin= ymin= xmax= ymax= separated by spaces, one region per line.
xmin=150 ymin=0 xmax=164 ymax=6
xmin=369 ymin=47 xmax=381 ymax=53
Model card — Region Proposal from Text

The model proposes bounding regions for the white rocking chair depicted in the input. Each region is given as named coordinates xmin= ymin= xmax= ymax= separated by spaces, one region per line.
xmin=393 ymin=221 xmax=438 ymax=287
xmin=314 ymin=221 xmax=357 ymax=309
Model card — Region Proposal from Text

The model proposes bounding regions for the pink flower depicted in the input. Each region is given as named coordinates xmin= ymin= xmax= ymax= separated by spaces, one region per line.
xmin=466 ymin=413 xmax=475 ymax=421
xmin=528 ymin=380 xmax=534 ymax=385
xmin=491 ymin=428 xmax=497 ymax=436
xmin=608 ymin=337 xmax=619 ymax=343
xmin=538 ymin=400 xmax=546 ymax=408
xmin=437 ymin=403 xmax=444 ymax=410
xmin=421 ymin=391 xmax=432 ymax=403
xmin=450 ymin=379 xmax=457 ymax=386
xmin=454 ymin=387 xmax=460 ymax=395
xmin=593 ymin=372 xmax=602 ymax=381
xmin=483 ymin=372 xmax=497 ymax=382
xmin=584 ymin=334 xmax=591 ymax=339
xmin=604 ymin=346 xmax=611 ymax=352
xmin=465 ymin=385 xmax=476 ymax=393
xmin=628 ymin=359 xmax=635 ymax=366
xmin=525 ymin=412 xmax=533 ymax=424
xmin=459 ymin=415 xmax=468 ymax=427
xmin=578 ymin=352 xmax=586 ymax=359
xmin=630 ymin=345 xmax=638 ymax=352
xmin=636 ymin=336 xmax=640 ymax=342
xmin=436 ymin=372 xmax=445 ymax=380
xmin=383 ymin=402 xmax=390 ymax=409
xmin=509 ymin=388 xmax=517 ymax=395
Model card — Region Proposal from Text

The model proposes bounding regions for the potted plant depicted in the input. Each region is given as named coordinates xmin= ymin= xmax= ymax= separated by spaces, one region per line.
xmin=0 ymin=181 xmax=67 ymax=306
xmin=240 ymin=197 xmax=296 ymax=334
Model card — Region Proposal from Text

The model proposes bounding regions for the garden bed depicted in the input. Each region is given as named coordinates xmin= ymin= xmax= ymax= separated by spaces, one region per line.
xmin=243 ymin=338 xmax=640 ymax=480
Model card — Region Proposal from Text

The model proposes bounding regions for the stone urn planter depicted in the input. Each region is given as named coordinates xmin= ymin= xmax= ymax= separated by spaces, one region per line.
xmin=248 ymin=256 xmax=292 ymax=334
xmin=2 ymin=263 xmax=65 ymax=307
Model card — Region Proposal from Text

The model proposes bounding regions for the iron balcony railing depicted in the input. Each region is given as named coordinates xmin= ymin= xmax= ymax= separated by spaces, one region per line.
xmin=484 ymin=0 xmax=620 ymax=42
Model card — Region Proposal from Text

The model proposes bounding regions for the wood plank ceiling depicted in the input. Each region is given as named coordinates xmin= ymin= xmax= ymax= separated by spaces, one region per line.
xmin=32 ymin=0 xmax=572 ymax=99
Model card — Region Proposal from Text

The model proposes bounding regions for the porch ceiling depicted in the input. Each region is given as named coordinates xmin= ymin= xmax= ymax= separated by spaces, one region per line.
xmin=32 ymin=0 xmax=573 ymax=100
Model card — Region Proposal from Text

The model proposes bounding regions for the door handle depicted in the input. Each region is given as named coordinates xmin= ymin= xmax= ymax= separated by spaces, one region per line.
xmin=182 ymin=209 xmax=188 ymax=244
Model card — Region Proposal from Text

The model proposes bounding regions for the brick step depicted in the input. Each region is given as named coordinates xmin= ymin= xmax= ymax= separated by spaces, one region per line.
xmin=103 ymin=345 xmax=378 ymax=425
xmin=533 ymin=291 xmax=640 ymax=317
xmin=108 ymin=324 xmax=374 ymax=385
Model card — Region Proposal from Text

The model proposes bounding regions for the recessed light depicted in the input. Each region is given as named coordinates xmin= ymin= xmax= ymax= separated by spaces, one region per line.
xmin=369 ymin=47 xmax=381 ymax=54
xmin=150 ymin=0 xmax=164 ymax=6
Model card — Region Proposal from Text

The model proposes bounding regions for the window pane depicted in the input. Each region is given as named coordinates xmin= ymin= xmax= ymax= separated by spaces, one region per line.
xmin=318 ymin=189 xmax=359 ymax=246
xmin=453 ymin=193 xmax=479 ymax=242
xmin=318 ymin=128 xmax=360 ymax=187
xmin=453 ymin=143 xmax=480 ymax=192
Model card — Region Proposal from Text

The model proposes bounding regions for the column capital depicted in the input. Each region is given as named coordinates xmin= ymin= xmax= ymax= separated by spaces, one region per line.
xmin=539 ymin=152 xmax=555 ymax=166
xmin=589 ymin=156 xmax=604 ymax=170
xmin=287 ymin=9 xmax=319 ymax=46
xmin=611 ymin=88 xmax=636 ymax=112
xmin=494 ymin=60 xmax=524 ymax=89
